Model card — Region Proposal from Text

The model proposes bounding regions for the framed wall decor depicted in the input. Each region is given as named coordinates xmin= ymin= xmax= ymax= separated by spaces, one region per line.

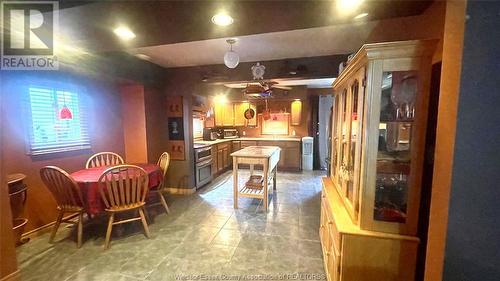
xmin=168 ymin=117 xmax=184 ymax=140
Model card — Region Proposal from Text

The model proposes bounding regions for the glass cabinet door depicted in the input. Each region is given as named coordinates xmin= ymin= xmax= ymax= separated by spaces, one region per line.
xmin=374 ymin=71 xmax=418 ymax=223
xmin=331 ymin=95 xmax=340 ymax=179
xmin=346 ymin=81 xmax=359 ymax=204
xmin=338 ymin=89 xmax=349 ymax=194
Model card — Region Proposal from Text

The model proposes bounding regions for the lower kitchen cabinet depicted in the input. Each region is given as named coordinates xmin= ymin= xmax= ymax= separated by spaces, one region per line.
xmin=216 ymin=142 xmax=232 ymax=173
xmin=232 ymin=141 xmax=241 ymax=152
xmin=240 ymin=140 xmax=257 ymax=148
xmin=320 ymin=178 xmax=419 ymax=281
xmin=258 ymin=141 xmax=301 ymax=171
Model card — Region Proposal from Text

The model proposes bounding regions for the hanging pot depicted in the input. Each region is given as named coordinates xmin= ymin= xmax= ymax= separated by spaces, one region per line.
xmin=263 ymin=99 xmax=271 ymax=120
xmin=263 ymin=109 xmax=271 ymax=120
xmin=244 ymin=108 xmax=255 ymax=120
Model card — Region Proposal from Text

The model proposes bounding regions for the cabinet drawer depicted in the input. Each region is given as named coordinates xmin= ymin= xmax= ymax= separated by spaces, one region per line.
xmin=326 ymin=239 xmax=341 ymax=281
xmin=322 ymin=192 xmax=341 ymax=253
xmin=320 ymin=202 xmax=330 ymax=250
xmin=240 ymin=141 xmax=257 ymax=147
xmin=217 ymin=142 xmax=230 ymax=150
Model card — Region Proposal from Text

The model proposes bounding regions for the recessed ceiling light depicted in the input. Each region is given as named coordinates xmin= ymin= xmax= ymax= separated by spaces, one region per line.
xmin=113 ymin=26 xmax=136 ymax=40
xmin=354 ymin=12 xmax=369 ymax=19
xmin=135 ymin=54 xmax=151 ymax=61
xmin=337 ymin=0 xmax=364 ymax=13
xmin=211 ymin=13 xmax=234 ymax=26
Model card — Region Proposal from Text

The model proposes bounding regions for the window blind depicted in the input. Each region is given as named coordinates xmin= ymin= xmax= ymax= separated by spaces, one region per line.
xmin=28 ymin=86 xmax=91 ymax=155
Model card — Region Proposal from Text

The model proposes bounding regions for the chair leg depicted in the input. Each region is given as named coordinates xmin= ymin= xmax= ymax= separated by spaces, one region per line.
xmin=158 ymin=191 xmax=170 ymax=214
xmin=139 ymin=208 xmax=151 ymax=238
xmin=77 ymin=212 xmax=83 ymax=248
xmin=104 ymin=213 xmax=114 ymax=250
xmin=49 ymin=210 xmax=64 ymax=244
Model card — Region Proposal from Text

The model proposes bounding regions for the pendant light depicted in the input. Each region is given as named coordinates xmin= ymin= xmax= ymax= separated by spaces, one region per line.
xmin=224 ymin=39 xmax=239 ymax=69
xmin=59 ymin=93 xmax=73 ymax=120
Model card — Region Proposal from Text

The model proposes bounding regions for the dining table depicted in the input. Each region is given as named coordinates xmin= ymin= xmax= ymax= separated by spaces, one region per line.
xmin=71 ymin=163 xmax=163 ymax=215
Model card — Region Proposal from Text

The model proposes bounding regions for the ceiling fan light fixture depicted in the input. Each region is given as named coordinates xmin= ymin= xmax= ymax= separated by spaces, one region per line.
xmin=354 ymin=12 xmax=369 ymax=19
xmin=337 ymin=0 xmax=364 ymax=14
xmin=212 ymin=13 xmax=234 ymax=26
xmin=224 ymin=39 xmax=239 ymax=69
xmin=113 ymin=26 xmax=136 ymax=41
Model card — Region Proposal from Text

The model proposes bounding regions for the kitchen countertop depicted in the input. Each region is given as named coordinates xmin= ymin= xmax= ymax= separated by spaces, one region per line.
xmin=230 ymin=146 xmax=281 ymax=158
xmin=194 ymin=137 xmax=302 ymax=148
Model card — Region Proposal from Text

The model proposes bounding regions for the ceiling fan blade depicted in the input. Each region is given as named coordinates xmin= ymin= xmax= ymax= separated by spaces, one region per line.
xmin=273 ymin=85 xmax=292 ymax=90
xmin=224 ymin=83 xmax=247 ymax=89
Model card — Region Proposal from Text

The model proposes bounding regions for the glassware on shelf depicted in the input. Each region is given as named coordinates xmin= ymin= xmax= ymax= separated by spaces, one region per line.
xmin=386 ymin=71 xmax=418 ymax=121
xmin=376 ymin=71 xmax=417 ymax=224
xmin=374 ymin=173 xmax=408 ymax=223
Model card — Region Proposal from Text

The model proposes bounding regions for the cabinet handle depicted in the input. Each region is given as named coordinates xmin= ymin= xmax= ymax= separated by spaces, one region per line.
xmin=328 ymin=221 xmax=333 ymax=225
xmin=320 ymin=224 xmax=324 ymax=229
xmin=326 ymin=251 xmax=330 ymax=257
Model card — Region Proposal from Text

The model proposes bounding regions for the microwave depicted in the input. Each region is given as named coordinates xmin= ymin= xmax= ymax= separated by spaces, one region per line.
xmin=223 ymin=129 xmax=239 ymax=139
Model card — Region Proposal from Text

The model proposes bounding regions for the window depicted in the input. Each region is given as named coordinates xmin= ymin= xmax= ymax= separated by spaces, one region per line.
xmin=193 ymin=117 xmax=204 ymax=139
xmin=27 ymin=85 xmax=90 ymax=155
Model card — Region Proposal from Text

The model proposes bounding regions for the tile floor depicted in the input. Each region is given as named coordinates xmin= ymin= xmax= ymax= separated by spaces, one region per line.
xmin=17 ymin=170 xmax=326 ymax=281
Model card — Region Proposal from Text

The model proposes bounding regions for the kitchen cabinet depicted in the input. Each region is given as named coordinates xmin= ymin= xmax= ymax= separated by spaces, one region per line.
xmin=291 ymin=100 xmax=302 ymax=125
xmin=240 ymin=140 xmax=257 ymax=148
xmin=321 ymin=178 xmax=418 ymax=281
xmin=215 ymin=103 xmax=234 ymax=126
xmin=323 ymin=40 xmax=436 ymax=281
xmin=211 ymin=145 xmax=218 ymax=176
xmin=257 ymin=141 xmax=301 ymax=171
xmin=232 ymin=141 xmax=241 ymax=152
xmin=214 ymin=104 xmax=224 ymax=127
xmin=233 ymin=103 xmax=248 ymax=126
xmin=215 ymin=102 xmax=257 ymax=127
xmin=246 ymin=103 xmax=257 ymax=127
xmin=216 ymin=142 xmax=232 ymax=172
xmin=222 ymin=103 xmax=234 ymax=126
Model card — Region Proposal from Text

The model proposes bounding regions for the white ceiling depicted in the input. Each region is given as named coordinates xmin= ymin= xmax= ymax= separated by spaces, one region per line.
xmin=129 ymin=11 xmax=436 ymax=68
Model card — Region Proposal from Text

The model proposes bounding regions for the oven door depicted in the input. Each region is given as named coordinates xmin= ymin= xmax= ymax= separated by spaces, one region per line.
xmin=195 ymin=159 xmax=213 ymax=188
xmin=195 ymin=146 xmax=212 ymax=163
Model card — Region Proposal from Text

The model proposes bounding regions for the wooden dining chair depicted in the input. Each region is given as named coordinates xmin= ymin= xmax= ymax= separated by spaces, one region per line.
xmin=40 ymin=166 xmax=87 ymax=248
xmin=85 ymin=152 xmax=124 ymax=169
xmin=98 ymin=165 xmax=150 ymax=249
xmin=148 ymin=152 xmax=171 ymax=214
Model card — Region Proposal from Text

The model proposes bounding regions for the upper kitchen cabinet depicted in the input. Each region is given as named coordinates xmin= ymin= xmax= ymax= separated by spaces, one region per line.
xmin=215 ymin=103 xmax=234 ymax=126
xmin=330 ymin=40 xmax=436 ymax=236
xmin=234 ymin=102 xmax=248 ymax=126
xmin=216 ymin=102 xmax=257 ymax=127
xmin=290 ymin=100 xmax=302 ymax=125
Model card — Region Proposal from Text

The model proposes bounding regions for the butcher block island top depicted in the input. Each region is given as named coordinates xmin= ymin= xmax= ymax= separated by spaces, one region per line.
xmin=230 ymin=146 xmax=281 ymax=158
xmin=231 ymin=146 xmax=281 ymax=211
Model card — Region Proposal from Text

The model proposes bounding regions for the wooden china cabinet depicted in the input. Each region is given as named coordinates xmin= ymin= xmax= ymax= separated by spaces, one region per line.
xmin=321 ymin=40 xmax=436 ymax=281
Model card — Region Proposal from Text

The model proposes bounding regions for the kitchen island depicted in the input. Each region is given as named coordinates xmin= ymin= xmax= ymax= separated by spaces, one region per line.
xmin=231 ymin=146 xmax=281 ymax=212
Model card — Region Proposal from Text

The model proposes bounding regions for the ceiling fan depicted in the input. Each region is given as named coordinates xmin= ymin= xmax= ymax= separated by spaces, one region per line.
xmin=235 ymin=80 xmax=292 ymax=99
xmin=224 ymin=63 xmax=292 ymax=99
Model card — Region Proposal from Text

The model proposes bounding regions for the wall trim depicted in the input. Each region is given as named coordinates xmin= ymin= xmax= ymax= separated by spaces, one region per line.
xmin=21 ymin=214 xmax=77 ymax=241
xmin=165 ymin=187 xmax=196 ymax=195
xmin=0 ymin=270 xmax=20 ymax=281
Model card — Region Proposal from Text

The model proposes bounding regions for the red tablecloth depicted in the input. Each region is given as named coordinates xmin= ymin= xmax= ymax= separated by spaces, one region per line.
xmin=71 ymin=163 xmax=162 ymax=215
